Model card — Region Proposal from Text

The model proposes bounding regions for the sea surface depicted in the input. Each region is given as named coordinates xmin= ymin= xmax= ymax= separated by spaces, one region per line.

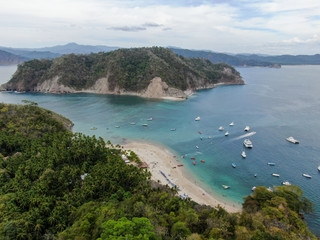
xmin=1 ymin=65 xmax=320 ymax=235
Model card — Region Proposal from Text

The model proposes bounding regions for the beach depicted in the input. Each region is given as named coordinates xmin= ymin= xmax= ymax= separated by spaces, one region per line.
xmin=122 ymin=140 xmax=241 ymax=213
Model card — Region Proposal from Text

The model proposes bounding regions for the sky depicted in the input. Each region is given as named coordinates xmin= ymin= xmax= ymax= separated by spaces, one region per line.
xmin=1 ymin=0 xmax=320 ymax=55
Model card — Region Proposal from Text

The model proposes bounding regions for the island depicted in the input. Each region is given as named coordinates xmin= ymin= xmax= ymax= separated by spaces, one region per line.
xmin=0 ymin=47 xmax=244 ymax=100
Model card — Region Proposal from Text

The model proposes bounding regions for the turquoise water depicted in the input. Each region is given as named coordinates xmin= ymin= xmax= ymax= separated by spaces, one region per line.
xmin=1 ymin=65 xmax=320 ymax=235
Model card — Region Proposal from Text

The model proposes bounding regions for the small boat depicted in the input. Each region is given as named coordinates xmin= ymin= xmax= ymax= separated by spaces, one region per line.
xmin=198 ymin=131 xmax=202 ymax=134
xmin=232 ymin=163 xmax=236 ymax=168
xmin=229 ymin=122 xmax=234 ymax=126
xmin=225 ymin=131 xmax=229 ymax=136
xmin=286 ymin=136 xmax=299 ymax=144
xmin=254 ymin=174 xmax=257 ymax=177
xmin=201 ymin=160 xmax=205 ymax=163
xmin=193 ymin=161 xmax=196 ymax=166
xmin=130 ymin=122 xmax=136 ymax=125
xmin=115 ymin=126 xmax=120 ymax=128
xmin=244 ymin=126 xmax=250 ymax=131
xmin=90 ymin=127 xmax=97 ymax=130
xmin=142 ymin=123 xmax=148 ymax=127
xmin=302 ymin=173 xmax=312 ymax=178
xmin=196 ymin=146 xmax=199 ymax=149
xmin=267 ymin=187 xmax=273 ymax=192
xmin=222 ymin=185 xmax=230 ymax=189
xmin=208 ymin=136 xmax=212 ymax=139
xmin=191 ymin=157 xmax=196 ymax=160
xmin=177 ymin=164 xmax=184 ymax=167
xmin=318 ymin=166 xmax=320 ymax=172
xmin=272 ymin=173 xmax=280 ymax=177
xmin=170 ymin=129 xmax=176 ymax=131
xmin=267 ymin=162 xmax=275 ymax=166
xmin=252 ymin=186 xmax=256 ymax=191
xmin=243 ymin=139 xmax=253 ymax=148
xmin=241 ymin=151 xmax=246 ymax=158
xmin=282 ymin=181 xmax=291 ymax=186
xmin=218 ymin=126 xmax=224 ymax=131
xmin=195 ymin=116 xmax=200 ymax=121
xmin=147 ymin=117 xmax=153 ymax=121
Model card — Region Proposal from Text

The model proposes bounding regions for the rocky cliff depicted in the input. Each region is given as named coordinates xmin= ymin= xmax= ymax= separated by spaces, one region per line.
xmin=1 ymin=47 xmax=244 ymax=100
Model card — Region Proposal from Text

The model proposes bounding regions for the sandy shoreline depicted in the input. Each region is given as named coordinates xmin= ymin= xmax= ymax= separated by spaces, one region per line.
xmin=122 ymin=140 xmax=241 ymax=213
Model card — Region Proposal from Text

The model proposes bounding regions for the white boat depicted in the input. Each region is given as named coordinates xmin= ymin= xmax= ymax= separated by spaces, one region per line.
xmin=196 ymin=146 xmax=199 ymax=149
xmin=267 ymin=187 xmax=273 ymax=192
xmin=318 ymin=165 xmax=320 ymax=172
xmin=244 ymin=126 xmax=250 ymax=131
xmin=142 ymin=123 xmax=148 ymax=127
xmin=267 ymin=162 xmax=275 ymax=166
xmin=222 ymin=185 xmax=230 ymax=189
xmin=225 ymin=131 xmax=229 ymax=136
xmin=282 ymin=181 xmax=291 ymax=186
xmin=147 ymin=117 xmax=153 ymax=121
xmin=286 ymin=136 xmax=299 ymax=144
xmin=241 ymin=151 xmax=246 ymax=158
xmin=130 ymin=122 xmax=136 ymax=125
xmin=302 ymin=173 xmax=312 ymax=178
xmin=251 ymin=186 xmax=256 ymax=191
xmin=272 ymin=173 xmax=280 ymax=177
xmin=195 ymin=116 xmax=200 ymax=121
xmin=243 ymin=139 xmax=253 ymax=148
xmin=229 ymin=122 xmax=234 ymax=126
xmin=218 ymin=126 xmax=224 ymax=131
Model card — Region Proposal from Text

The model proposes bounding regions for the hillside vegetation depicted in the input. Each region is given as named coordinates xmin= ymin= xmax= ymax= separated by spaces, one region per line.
xmin=2 ymin=47 xmax=243 ymax=93
xmin=0 ymin=103 xmax=317 ymax=239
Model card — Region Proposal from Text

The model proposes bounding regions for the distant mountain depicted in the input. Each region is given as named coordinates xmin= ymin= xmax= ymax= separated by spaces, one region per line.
xmin=33 ymin=42 xmax=119 ymax=54
xmin=0 ymin=50 xmax=27 ymax=65
xmin=236 ymin=54 xmax=320 ymax=65
xmin=0 ymin=47 xmax=61 ymax=60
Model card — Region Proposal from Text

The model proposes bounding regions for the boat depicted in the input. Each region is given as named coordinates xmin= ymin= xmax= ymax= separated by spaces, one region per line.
xmin=318 ymin=166 xmax=320 ymax=172
xmin=244 ymin=126 xmax=250 ymax=131
xmin=222 ymin=185 xmax=230 ymax=189
xmin=229 ymin=122 xmax=234 ymax=126
xmin=193 ymin=161 xmax=196 ymax=166
xmin=225 ymin=131 xmax=229 ymax=136
xmin=170 ymin=129 xmax=176 ymax=131
xmin=142 ymin=123 xmax=148 ymax=127
xmin=243 ymin=139 xmax=253 ymax=148
xmin=232 ymin=163 xmax=236 ymax=168
xmin=198 ymin=131 xmax=202 ymax=134
xmin=196 ymin=146 xmax=199 ymax=149
xmin=90 ymin=127 xmax=97 ymax=130
xmin=267 ymin=162 xmax=275 ymax=166
xmin=272 ymin=173 xmax=280 ymax=177
xmin=252 ymin=186 xmax=256 ymax=191
xmin=254 ymin=174 xmax=257 ymax=177
xmin=177 ymin=164 xmax=184 ymax=167
xmin=115 ymin=126 xmax=120 ymax=128
xmin=147 ymin=117 xmax=153 ymax=121
xmin=191 ymin=157 xmax=196 ymax=160
xmin=130 ymin=122 xmax=136 ymax=125
xmin=218 ymin=126 xmax=224 ymax=131
xmin=282 ymin=181 xmax=291 ymax=186
xmin=302 ymin=173 xmax=312 ymax=178
xmin=195 ymin=116 xmax=200 ymax=121
xmin=241 ymin=151 xmax=246 ymax=158
xmin=267 ymin=187 xmax=273 ymax=192
xmin=286 ymin=136 xmax=299 ymax=144
xmin=201 ymin=160 xmax=205 ymax=163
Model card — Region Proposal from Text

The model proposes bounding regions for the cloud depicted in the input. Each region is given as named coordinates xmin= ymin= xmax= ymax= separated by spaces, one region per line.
xmin=109 ymin=26 xmax=147 ymax=32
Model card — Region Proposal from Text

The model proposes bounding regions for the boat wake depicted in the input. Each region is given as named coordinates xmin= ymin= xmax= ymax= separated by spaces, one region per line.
xmin=231 ymin=131 xmax=256 ymax=141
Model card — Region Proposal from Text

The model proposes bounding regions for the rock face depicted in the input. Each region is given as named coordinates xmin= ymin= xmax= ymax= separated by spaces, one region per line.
xmin=1 ymin=47 xmax=244 ymax=100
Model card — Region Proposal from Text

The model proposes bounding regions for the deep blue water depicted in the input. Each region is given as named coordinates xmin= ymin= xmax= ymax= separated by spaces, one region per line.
xmin=1 ymin=65 xmax=320 ymax=235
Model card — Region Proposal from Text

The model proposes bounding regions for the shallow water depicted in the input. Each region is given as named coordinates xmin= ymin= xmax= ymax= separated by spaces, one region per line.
xmin=1 ymin=65 xmax=320 ymax=235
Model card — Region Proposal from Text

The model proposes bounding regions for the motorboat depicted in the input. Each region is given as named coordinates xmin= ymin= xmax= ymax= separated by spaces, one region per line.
xmin=286 ymin=136 xmax=299 ymax=144
xmin=302 ymin=173 xmax=312 ymax=178
xmin=222 ymin=185 xmax=230 ymax=189
xmin=229 ymin=122 xmax=234 ymax=126
xmin=130 ymin=122 xmax=136 ymax=125
xmin=115 ymin=126 xmax=120 ymax=128
xmin=170 ymin=129 xmax=176 ymax=131
xmin=225 ymin=131 xmax=229 ymax=136
xmin=196 ymin=146 xmax=199 ymax=149
xmin=218 ymin=126 xmax=224 ymax=131
xmin=251 ymin=186 xmax=256 ymax=191
xmin=90 ymin=127 xmax=97 ymax=130
xmin=272 ymin=173 xmax=280 ymax=177
xmin=282 ymin=181 xmax=291 ymax=186
xmin=142 ymin=123 xmax=148 ymax=127
xmin=201 ymin=160 xmax=205 ymax=163
xmin=241 ymin=151 xmax=246 ymax=158
xmin=243 ymin=139 xmax=253 ymax=148
xmin=193 ymin=161 xmax=196 ymax=166
xmin=254 ymin=174 xmax=257 ymax=177
xmin=267 ymin=162 xmax=275 ymax=166
xmin=244 ymin=126 xmax=250 ymax=131
xmin=232 ymin=163 xmax=236 ymax=168
xmin=147 ymin=117 xmax=153 ymax=121
xmin=318 ymin=165 xmax=320 ymax=172
xmin=195 ymin=116 xmax=200 ymax=121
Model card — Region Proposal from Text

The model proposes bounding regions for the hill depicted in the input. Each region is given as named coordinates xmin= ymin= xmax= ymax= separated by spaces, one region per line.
xmin=0 ymin=103 xmax=317 ymax=239
xmin=0 ymin=47 xmax=61 ymax=60
xmin=1 ymin=47 xmax=244 ymax=100
xmin=0 ymin=50 xmax=26 ymax=65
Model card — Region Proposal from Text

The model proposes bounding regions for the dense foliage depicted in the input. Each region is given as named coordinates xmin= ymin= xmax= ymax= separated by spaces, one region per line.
xmin=4 ymin=47 xmax=242 ymax=92
xmin=0 ymin=103 xmax=317 ymax=239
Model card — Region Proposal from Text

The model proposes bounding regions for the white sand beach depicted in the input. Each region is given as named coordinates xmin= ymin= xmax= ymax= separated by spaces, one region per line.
xmin=122 ymin=141 xmax=241 ymax=213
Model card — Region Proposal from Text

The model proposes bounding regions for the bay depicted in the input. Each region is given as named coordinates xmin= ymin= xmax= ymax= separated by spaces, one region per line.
xmin=0 ymin=65 xmax=320 ymax=235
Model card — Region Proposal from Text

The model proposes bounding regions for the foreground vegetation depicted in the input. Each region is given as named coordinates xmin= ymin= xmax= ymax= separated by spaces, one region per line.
xmin=0 ymin=103 xmax=317 ymax=239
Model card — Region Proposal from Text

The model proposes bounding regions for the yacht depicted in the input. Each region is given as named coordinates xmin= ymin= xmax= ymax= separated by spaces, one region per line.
xmin=195 ymin=116 xmax=200 ymax=121
xmin=225 ymin=131 xmax=229 ymax=136
xmin=241 ymin=151 xmax=246 ymax=158
xmin=302 ymin=173 xmax=312 ymax=178
xmin=229 ymin=122 xmax=234 ymax=126
xmin=282 ymin=181 xmax=291 ymax=186
xmin=218 ymin=126 xmax=224 ymax=131
xmin=272 ymin=173 xmax=280 ymax=177
xmin=243 ymin=139 xmax=253 ymax=148
xmin=244 ymin=126 xmax=250 ymax=131
xmin=286 ymin=136 xmax=299 ymax=144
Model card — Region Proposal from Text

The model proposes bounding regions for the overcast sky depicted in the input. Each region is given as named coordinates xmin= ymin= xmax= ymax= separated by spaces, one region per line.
xmin=1 ymin=0 xmax=320 ymax=54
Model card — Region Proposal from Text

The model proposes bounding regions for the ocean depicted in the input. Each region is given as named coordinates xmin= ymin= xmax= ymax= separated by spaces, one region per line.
xmin=1 ymin=65 xmax=320 ymax=235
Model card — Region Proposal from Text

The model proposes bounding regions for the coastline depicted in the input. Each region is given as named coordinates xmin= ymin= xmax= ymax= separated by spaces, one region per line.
xmin=122 ymin=140 xmax=241 ymax=213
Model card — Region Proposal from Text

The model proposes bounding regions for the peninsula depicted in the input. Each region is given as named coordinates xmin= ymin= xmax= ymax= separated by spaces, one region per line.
xmin=1 ymin=47 xmax=244 ymax=100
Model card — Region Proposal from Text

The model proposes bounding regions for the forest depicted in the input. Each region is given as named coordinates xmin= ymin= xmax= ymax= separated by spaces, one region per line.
xmin=0 ymin=103 xmax=317 ymax=240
